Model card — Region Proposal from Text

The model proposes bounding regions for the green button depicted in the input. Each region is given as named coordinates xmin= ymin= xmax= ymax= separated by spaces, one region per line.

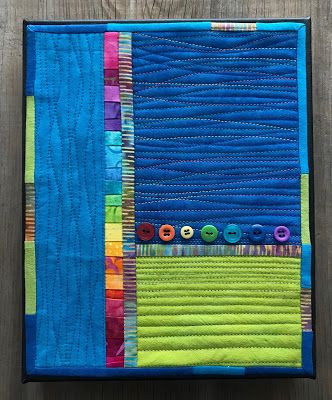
xmin=201 ymin=225 xmax=218 ymax=243
xmin=223 ymin=224 xmax=242 ymax=244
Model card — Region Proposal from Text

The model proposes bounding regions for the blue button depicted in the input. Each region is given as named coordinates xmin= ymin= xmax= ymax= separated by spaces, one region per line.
xmin=223 ymin=224 xmax=242 ymax=244
xmin=248 ymin=224 xmax=265 ymax=243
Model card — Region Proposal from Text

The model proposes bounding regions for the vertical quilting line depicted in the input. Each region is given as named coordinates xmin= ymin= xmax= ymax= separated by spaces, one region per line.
xmin=119 ymin=32 xmax=137 ymax=368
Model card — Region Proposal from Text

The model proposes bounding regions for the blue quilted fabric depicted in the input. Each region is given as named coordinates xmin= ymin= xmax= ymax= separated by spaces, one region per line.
xmin=132 ymin=31 xmax=300 ymax=245
xmin=34 ymin=33 xmax=105 ymax=367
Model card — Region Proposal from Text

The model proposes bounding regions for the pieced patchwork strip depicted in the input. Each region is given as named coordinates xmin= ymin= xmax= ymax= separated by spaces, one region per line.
xmin=104 ymin=32 xmax=137 ymax=368
xmin=104 ymin=32 xmax=125 ymax=368
xmin=118 ymin=32 xmax=137 ymax=368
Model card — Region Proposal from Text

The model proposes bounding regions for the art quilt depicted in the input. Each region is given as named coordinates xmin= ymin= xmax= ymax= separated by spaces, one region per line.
xmin=23 ymin=19 xmax=314 ymax=380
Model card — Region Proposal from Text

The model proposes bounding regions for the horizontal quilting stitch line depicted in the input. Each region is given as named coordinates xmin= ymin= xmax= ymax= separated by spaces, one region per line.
xmin=138 ymin=276 xmax=299 ymax=281
xmin=137 ymin=172 xmax=299 ymax=181
xmin=137 ymin=306 xmax=300 ymax=313
xmin=139 ymin=334 xmax=300 ymax=339
xmin=137 ymin=279 xmax=299 ymax=285
xmin=134 ymin=47 xmax=296 ymax=65
xmin=135 ymin=32 xmax=296 ymax=52
xmin=136 ymin=118 xmax=296 ymax=131
xmin=136 ymin=192 xmax=299 ymax=198
xmin=137 ymin=133 xmax=297 ymax=140
xmin=136 ymin=69 xmax=297 ymax=81
xmin=136 ymin=149 xmax=297 ymax=155
xmin=133 ymin=32 xmax=297 ymax=50
xmin=137 ymin=259 xmax=299 ymax=264
xmin=135 ymin=95 xmax=297 ymax=106
xmin=137 ymin=361 xmax=302 ymax=367
xmin=135 ymin=176 xmax=298 ymax=186
xmin=135 ymin=198 xmax=298 ymax=206
xmin=134 ymin=57 xmax=296 ymax=72
xmin=135 ymin=43 xmax=297 ymax=53
xmin=138 ymin=284 xmax=299 ymax=288
xmin=138 ymin=273 xmax=299 ymax=278
xmin=139 ymin=266 xmax=299 ymax=279
xmin=162 ymin=72 xmax=297 ymax=83
xmin=136 ymin=166 xmax=297 ymax=174
xmin=139 ymin=289 xmax=299 ymax=294
xmin=135 ymin=82 xmax=296 ymax=89
xmin=138 ymin=297 xmax=299 ymax=303
xmin=137 ymin=108 xmax=298 ymax=118
xmin=137 ymin=346 xmax=300 ymax=351
xmin=136 ymin=157 xmax=299 ymax=162
xmin=136 ymin=158 xmax=298 ymax=166
xmin=138 ymin=323 xmax=300 ymax=329
xmin=136 ymin=208 xmax=299 ymax=212
xmin=135 ymin=55 xmax=296 ymax=64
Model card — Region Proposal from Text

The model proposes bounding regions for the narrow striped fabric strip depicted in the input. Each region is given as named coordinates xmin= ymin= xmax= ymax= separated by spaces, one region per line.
xmin=301 ymin=289 xmax=312 ymax=331
xmin=136 ymin=244 xmax=302 ymax=258
xmin=25 ymin=183 xmax=35 ymax=241
xmin=119 ymin=32 xmax=137 ymax=368
xmin=211 ymin=22 xmax=256 ymax=31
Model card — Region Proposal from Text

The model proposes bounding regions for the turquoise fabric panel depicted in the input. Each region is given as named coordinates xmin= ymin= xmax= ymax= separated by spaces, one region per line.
xmin=34 ymin=33 xmax=105 ymax=367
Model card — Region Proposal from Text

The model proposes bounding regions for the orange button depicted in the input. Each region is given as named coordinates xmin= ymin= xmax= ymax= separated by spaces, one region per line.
xmin=159 ymin=224 xmax=175 ymax=242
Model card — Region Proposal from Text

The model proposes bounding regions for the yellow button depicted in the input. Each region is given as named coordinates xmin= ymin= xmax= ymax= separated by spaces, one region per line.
xmin=180 ymin=226 xmax=194 ymax=239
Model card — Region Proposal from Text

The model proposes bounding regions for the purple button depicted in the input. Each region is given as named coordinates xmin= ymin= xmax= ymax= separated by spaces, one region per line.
xmin=273 ymin=226 xmax=290 ymax=242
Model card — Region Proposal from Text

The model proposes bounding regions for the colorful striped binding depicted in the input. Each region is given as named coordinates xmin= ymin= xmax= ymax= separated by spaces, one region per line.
xmin=211 ymin=22 xmax=256 ymax=31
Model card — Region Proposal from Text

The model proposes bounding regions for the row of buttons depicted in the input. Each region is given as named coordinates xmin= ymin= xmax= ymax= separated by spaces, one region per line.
xmin=137 ymin=223 xmax=291 ymax=243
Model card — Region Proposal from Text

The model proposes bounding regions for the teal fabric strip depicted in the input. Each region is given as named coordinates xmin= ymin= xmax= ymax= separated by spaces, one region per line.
xmin=256 ymin=22 xmax=305 ymax=31
xmin=297 ymin=25 xmax=309 ymax=173
xmin=301 ymin=244 xmax=312 ymax=288
xmin=106 ymin=22 xmax=211 ymax=32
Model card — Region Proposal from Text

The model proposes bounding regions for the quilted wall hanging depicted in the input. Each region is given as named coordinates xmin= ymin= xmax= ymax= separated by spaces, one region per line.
xmin=22 ymin=18 xmax=315 ymax=381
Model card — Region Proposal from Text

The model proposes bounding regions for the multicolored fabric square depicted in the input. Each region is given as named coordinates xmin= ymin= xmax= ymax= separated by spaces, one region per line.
xmin=23 ymin=20 xmax=314 ymax=380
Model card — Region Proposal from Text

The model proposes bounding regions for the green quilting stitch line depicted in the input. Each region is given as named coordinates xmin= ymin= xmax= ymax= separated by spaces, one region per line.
xmin=25 ymin=96 xmax=35 ymax=183
xmin=301 ymin=174 xmax=310 ymax=245
xmin=138 ymin=323 xmax=301 ymax=337
xmin=136 ymin=256 xmax=301 ymax=367
xmin=137 ymin=348 xmax=302 ymax=368
xmin=24 ymin=241 xmax=36 ymax=314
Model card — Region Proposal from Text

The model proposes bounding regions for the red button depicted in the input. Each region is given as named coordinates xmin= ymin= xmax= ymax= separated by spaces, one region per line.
xmin=137 ymin=223 xmax=155 ymax=241
xmin=159 ymin=224 xmax=175 ymax=242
